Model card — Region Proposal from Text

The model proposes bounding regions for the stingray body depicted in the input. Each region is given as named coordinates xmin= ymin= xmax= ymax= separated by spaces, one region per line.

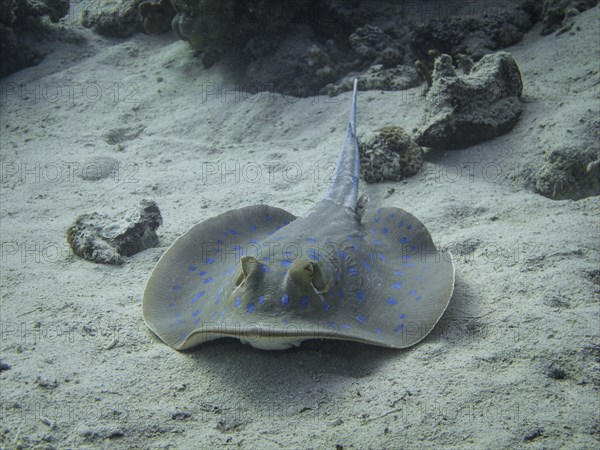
xmin=143 ymin=79 xmax=455 ymax=350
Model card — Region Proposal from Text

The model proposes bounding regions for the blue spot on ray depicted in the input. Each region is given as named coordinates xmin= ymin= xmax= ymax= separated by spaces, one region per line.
xmin=386 ymin=298 xmax=398 ymax=305
xmin=197 ymin=271 xmax=207 ymax=276
xmin=234 ymin=296 xmax=241 ymax=308
xmin=307 ymin=249 xmax=320 ymax=260
xmin=246 ymin=303 xmax=255 ymax=313
xmin=341 ymin=323 xmax=350 ymax=329
xmin=258 ymin=295 xmax=265 ymax=304
xmin=206 ymin=257 xmax=215 ymax=265
xmin=300 ymin=296 xmax=309 ymax=308
xmin=204 ymin=277 xmax=213 ymax=284
xmin=192 ymin=309 xmax=200 ymax=317
xmin=280 ymin=294 xmax=289 ymax=308
xmin=192 ymin=291 xmax=205 ymax=303
xmin=391 ymin=282 xmax=402 ymax=290
xmin=356 ymin=315 xmax=366 ymax=324
xmin=322 ymin=301 xmax=330 ymax=312
xmin=355 ymin=291 xmax=365 ymax=301
xmin=188 ymin=266 xmax=196 ymax=272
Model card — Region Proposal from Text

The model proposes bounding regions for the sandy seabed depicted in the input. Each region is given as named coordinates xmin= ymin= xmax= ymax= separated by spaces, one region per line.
xmin=0 ymin=5 xmax=599 ymax=449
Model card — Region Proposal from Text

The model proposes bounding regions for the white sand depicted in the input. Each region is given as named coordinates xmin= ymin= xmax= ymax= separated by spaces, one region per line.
xmin=0 ymin=6 xmax=598 ymax=449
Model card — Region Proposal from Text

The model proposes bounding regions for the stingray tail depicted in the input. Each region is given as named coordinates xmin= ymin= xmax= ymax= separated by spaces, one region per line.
xmin=323 ymin=78 xmax=359 ymax=210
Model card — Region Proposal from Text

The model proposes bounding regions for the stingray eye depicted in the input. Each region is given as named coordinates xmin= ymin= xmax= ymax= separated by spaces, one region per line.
xmin=289 ymin=258 xmax=314 ymax=285
xmin=310 ymin=262 xmax=327 ymax=293
xmin=303 ymin=262 xmax=314 ymax=277
xmin=233 ymin=269 xmax=245 ymax=287
xmin=234 ymin=256 xmax=259 ymax=287
xmin=290 ymin=258 xmax=328 ymax=293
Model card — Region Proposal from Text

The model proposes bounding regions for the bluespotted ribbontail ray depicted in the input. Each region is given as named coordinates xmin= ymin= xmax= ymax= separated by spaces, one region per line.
xmin=143 ymin=79 xmax=455 ymax=350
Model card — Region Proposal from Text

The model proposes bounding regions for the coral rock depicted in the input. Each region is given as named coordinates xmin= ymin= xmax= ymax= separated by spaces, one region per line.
xmin=67 ymin=200 xmax=162 ymax=265
xmin=0 ymin=0 xmax=69 ymax=77
xmin=326 ymin=65 xmax=421 ymax=96
xmin=139 ymin=0 xmax=175 ymax=34
xmin=171 ymin=0 xmax=310 ymax=68
xmin=415 ymin=52 xmax=523 ymax=149
xmin=81 ymin=0 xmax=144 ymax=38
xmin=523 ymin=146 xmax=600 ymax=200
xmin=349 ymin=25 xmax=403 ymax=67
xmin=540 ymin=0 xmax=598 ymax=35
xmin=359 ymin=126 xmax=424 ymax=183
